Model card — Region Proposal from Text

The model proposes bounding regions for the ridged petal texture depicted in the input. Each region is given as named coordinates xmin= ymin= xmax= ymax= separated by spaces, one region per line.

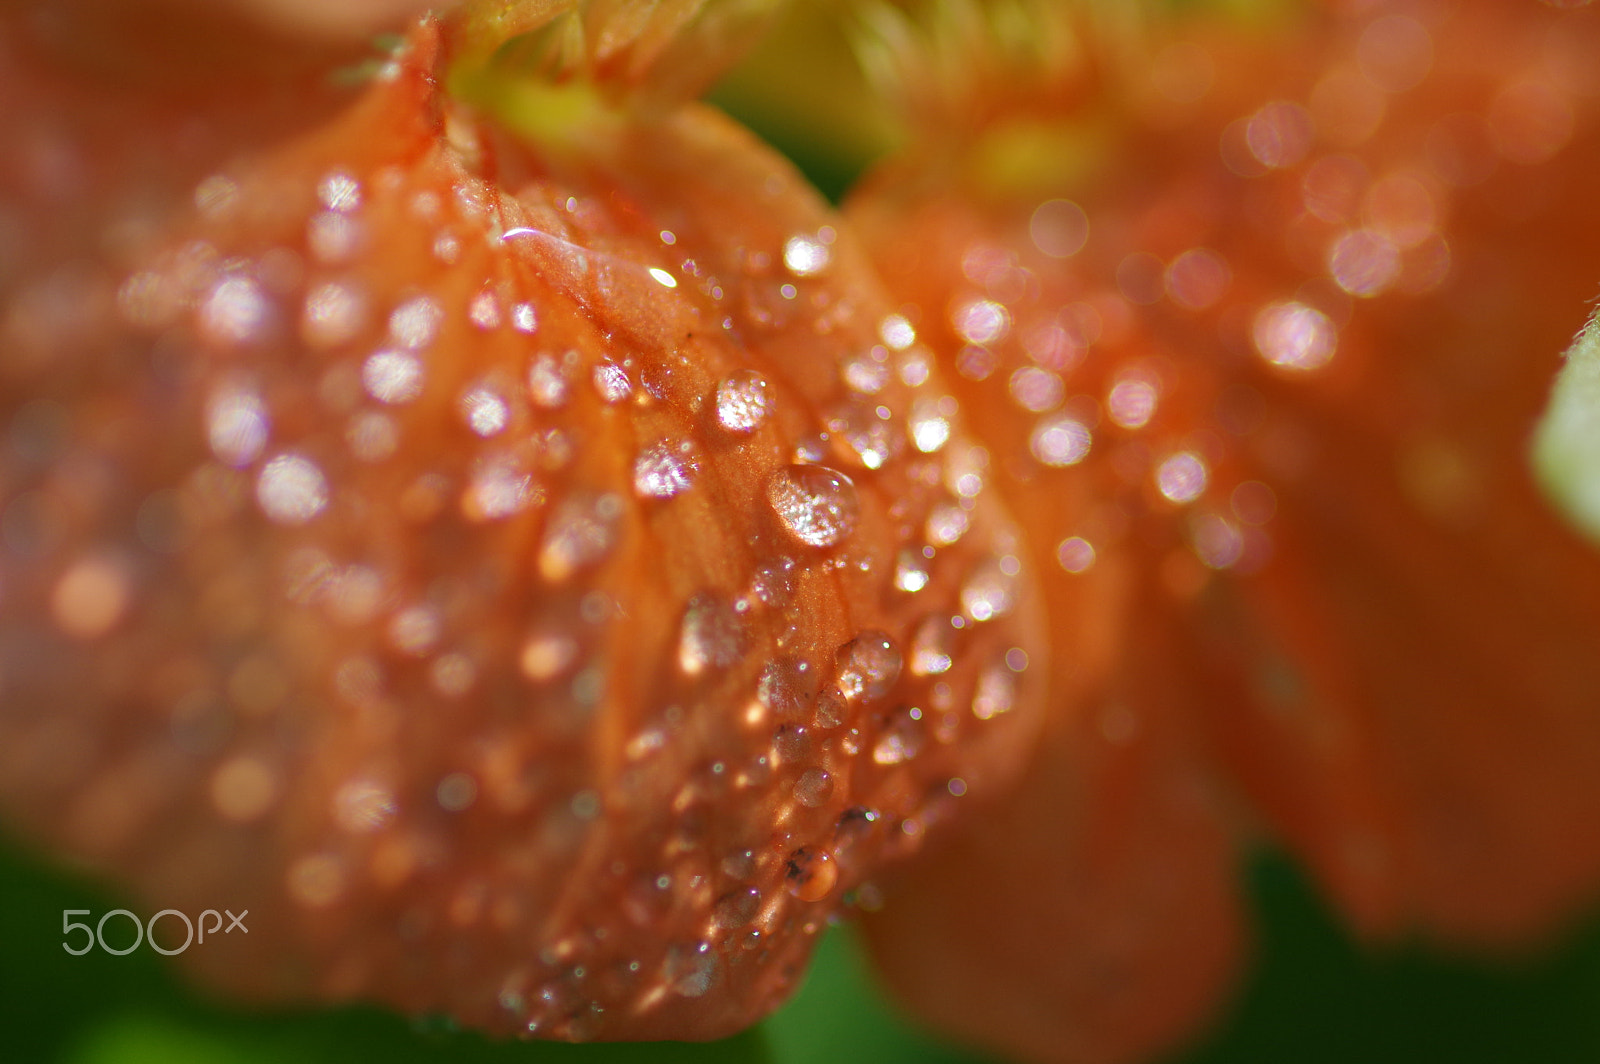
xmin=0 ymin=7 xmax=1044 ymax=1043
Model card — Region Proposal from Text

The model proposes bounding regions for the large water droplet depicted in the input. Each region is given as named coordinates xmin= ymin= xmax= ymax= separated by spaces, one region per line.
xmin=793 ymin=768 xmax=834 ymax=808
xmin=766 ymin=465 xmax=859 ymax=549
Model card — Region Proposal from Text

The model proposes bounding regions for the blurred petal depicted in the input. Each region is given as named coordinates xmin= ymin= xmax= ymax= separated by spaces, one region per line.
xmin=862 ymin=567 xmax=1246 ymax=1064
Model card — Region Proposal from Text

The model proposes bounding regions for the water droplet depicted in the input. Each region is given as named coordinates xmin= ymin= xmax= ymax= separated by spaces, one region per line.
xmin=894 ymin=549 xmax=930 ymax=593
xmin=909 ymin=397 xmax=952 ymax=453
xmin=333 ymin=779 xmax=397 ymax=833
xmin=972 ymin=664 xmax=1017 ymax=720
xmin=758 ymin=656 xmax=819 ymax=718
xmin=1254 ymin=301 xmax=1336 ymax=371
xmin=633 ymin=439 xmax=699 ymax=498
xmin=1357 ymin=14 xmax=1433 ymax=94
xmin=926 ymin=501 xmax=970 ymax=547
xmin=528 ymin=354 xmax=570 ymax=408
xmin=207 ymin=387 xmax=269 ymax=466
xmin=538 ymin=494 xmax=621 ymax=582
xmin=909 ymin=615 xmax=955 ymax=676
xmin=257 ymin=454 xmax=328 ymax=524
xmin=713 ymin=887 xmax=762 ymax=929
xmin=715 ymin=370 xmax=773 ymax=434
xmin=461 ymin=385 xmax=509 ymax=437
xmin=827 ymin=402 xmax=898 ymax=470
xmin=1191 ymin=513 xmax=1246 ymax=569
xmin=1030 ymin=198 xmax=1090 ymax=258
xmin=1107 ymin=377 xmax=1157 ymax=430
xmin=872 ymin=708 xmax=925 ymax=765
xmin=301 ymin=281 xmax=368 ymax=348
xmin=1009 ymin=366 xmax=1064 ymax=413
xmin=678 ymin=593 xmax=747 ymax=676
xmin=841 ymin=350 xmax=891 ymax=395
xmin=469 ymin=288 xmax=501 ymax=329
xmin=1056 ymin=536 xmax=1096 ymax=573
xmin=879 ymin=313 xmax=916 ymax=350
xmin=794 ymin=769 xmax=834 ymax=808
xmin=766 ymin=465 xmax=859 ymax=549
xmin=436 ymin=772 xmax=477 ymax=811
xmin=200 ymin=276 xmax=270 ymax=346
xmin=785 ymin=848 xmax=837 ymax=902
xmin=1328 ymin=228 xmax=1400 ymax=297
xmin=1246 ymin=101 xmax=1315 ymax=169
xmin=465 ymin=459 xmax=536 ymax=520
xmin=783 ymin=234 xmax=830 ymax=277
xmin=512 ymin=302 xmax=537 ymax=333
xmin=835 ymin=631 xmax=902 ymax=704
xmin=51 ymin=557 xmax=130 ymax=639
xmin=960 ymin=558 xmax=1017 ymax=623
xmin=317 ymin=170 xmax=362 ymax=212
xmin=952 ymin=298 xmax=1010 ymax=346
xmin=362 ymin=350 xmax=423 ymax=404
xmin=1166 ymin=248 xmax=1231 ymax=310
xmin=389 ymin=296 xmax=442 ymax=350
xmin=751 ymin=556 xmax=796 ymax=607
xmin=593 ymin=362 xmax=631 ymax=403
xmin=1157 ymin=452 xmax=1209 ymax=504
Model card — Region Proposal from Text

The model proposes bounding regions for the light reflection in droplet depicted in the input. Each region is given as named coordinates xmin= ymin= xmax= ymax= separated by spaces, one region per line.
xmin=1253 ymin=301 xmax=1337 ymax=371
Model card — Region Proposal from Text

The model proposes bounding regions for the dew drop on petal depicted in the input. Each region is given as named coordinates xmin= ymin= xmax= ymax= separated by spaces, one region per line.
xmin=835 ymin=630 xmax=902 ymax=704
xmin=1253 ymin=301 xmax=1337 ymax=371
xmin=201 ymin=276 xmax=270 ymax=346
xmin=952 ymin=298 xmax=1010 ymax=345
xmin=909 ymin=397 xmax=952 ymax=453
xmin=634 ymin=440 xmax=699 ymax=498
xmin=389 ymin=295 xmax=442 ymax=350
xmin=678 ymin=593 xmax=747 ymax=676
xmin=758 ymin=656 xmax=819 ymax=718
xmin=1056 ymin=536 xmax=1096 ymax=574
xmin=1030 ymin=414 xmax=1092 ymax=466
xmin=593 ymin=362 xmax=632 ymax=404
xmin=793 ymin=769 xmax=834 ymax=808
xmin=960 ymin=558 xmax=1017 ymax=623
xmin=716 ymin=370 xmax=773 ymax=434
xmin=1157 ymin=452 xmax=1209 ymax=504
xmin=971 ymin=664 xmax=1017 ymax=720
xmin=895 ymin=549 xmax=930 ymax=593
xmin=207 ymin=388 xmax=269 ymax=467
xmin=362 ymin=350 xmax=423 ymax=404
xmin=879 ymin=313 xmax=916 ymax=350
xmin=1029 ymin=199 xmax=1090 ymax=259
xmin=783 ymin=235 xmax=830 ymax=277
xmin=1191 ymin=513 xmax=1245 ymax=569
xmin=528 ymin=354 xmax=570 ymax=409
xmin=1107 ymin=377 xmax=1157 ymax=430
xmin=1328 ymin=228 xmax=1401 ymax=297
xmin=1246 ymin=101 xmax=1315 ymax=169
xmin=909 ymin=615 xmax=955 ymax=676
xmin=872 ymin=708 xmax=925 ymax=765
xmin=538 ymin=494 xmax=621 ymax=582
xmin=256 ymin=454 xmax=328 ymax=524
xmin=1009 ymin=366 xmax=1064 ymax=413
xmin=766 ymin=465 xmax=859 ymax=549
xmin=461 ymin=386 xmax=509 ymax=437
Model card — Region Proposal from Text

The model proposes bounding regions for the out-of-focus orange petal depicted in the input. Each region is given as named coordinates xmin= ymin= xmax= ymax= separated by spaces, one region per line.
xmin=849 ymin=0 xmax=1600 ymax=1056
xmin=862 ymin=567 xmax=1245 ymax=1064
